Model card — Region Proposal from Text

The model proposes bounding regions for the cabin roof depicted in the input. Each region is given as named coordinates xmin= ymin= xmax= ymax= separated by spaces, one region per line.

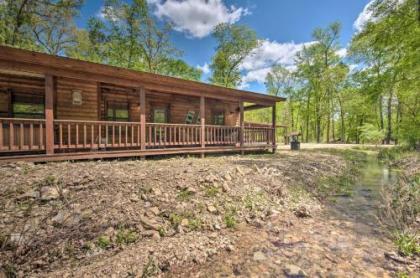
xmin=0 ymin=45 xmax=285 ymax=106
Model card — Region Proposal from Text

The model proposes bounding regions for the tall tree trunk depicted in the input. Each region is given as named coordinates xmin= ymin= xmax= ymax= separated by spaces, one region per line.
xmin=386 ymin=91 xmax=393 ymax=144
xmin=315 ymin=101 xmax=321 ymax=143
xmin=305 ymin=95 xmax=310 ymax=143
xmin=339 ymin=101 xmax=345 ymax=143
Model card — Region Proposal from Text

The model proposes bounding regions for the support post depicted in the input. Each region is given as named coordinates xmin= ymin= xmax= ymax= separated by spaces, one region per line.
xmin=139 ymin=88 xmax=146 ymax=153
xmin=239 ymin=101 xmax=244 ymax=155
xmin=272 ymin=103 xmax=277 ymax=153
xmin=45 ymin=75 xmax=55 ymax=155
xmin=200 ymin=96 xmax=205 ymax=158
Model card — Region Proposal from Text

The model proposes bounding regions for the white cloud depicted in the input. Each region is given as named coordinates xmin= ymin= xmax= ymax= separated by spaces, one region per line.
xmin=353 ymin=0 xmax=406 ymax=32
xmin=149 ymin=0 xmax=249 ymax=38
xmin=239 ymin=39 xmax=314 ymax=86
xmin=353 ymin=1 xmax=375 ymax=32
xmin=336 ymin=48 xmax=347 ymax=58
xmin=197 ymin=63 xmax=210 ymax=75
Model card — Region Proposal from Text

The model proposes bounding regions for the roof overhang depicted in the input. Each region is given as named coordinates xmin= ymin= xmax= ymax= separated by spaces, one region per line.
xmin=0 ymin=45 xmax=285 ymax=105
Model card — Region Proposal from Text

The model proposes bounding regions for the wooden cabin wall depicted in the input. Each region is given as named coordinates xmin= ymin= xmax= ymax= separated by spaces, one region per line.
xmin=56 ymin=77 xmax=98 ymax=120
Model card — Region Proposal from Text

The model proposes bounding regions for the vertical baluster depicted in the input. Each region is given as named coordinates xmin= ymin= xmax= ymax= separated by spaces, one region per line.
xmin=83 ymin=124 xmax=87 ymax=148
xmin=98 ymin=124 xmax=102 ymax=148
xmin=67 ymin=123 xmax=71 ymax=148
xmin=19 ymin=123 xmax=24 ymax=150
xmin=124 ymin=124 xmax=127 ymax=146
xmin=112 ymin=125 xmax=115 ymax=147
xmin=131 ymin=125 xmax=134 ymax=146
xmin=9 ymin=122 xmax=14 ymax=150
xmin=39 ymin=123 xmax=43 ymax=149
xmin=76 ymin=124 xmax=79 ymax=148
xmin=29 ymin=123 xmax=33 ymax=150
xmin=91 ymin=124 xmax=94 ymax=149
xmin=118 ymin=124 xmax=121 ymax=147
xmin=59 ymin=124 xmax=63 ymax=149
xmin=148 ymin=125 xmax=152 ymax=146
xmin=0 ymin=120 xmax=3 ymax=151
xmin=137 ymin=125 xmax=141 ymax=146
xmin=105 ymin=125 xmax=109 ymax=147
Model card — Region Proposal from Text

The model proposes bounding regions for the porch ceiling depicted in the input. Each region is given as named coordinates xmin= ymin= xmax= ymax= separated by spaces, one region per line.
xmin=0 ymin=45 xmax=285 ymax=106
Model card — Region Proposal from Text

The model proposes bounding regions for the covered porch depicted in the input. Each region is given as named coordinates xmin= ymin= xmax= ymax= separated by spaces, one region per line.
xmin=0 ymin=46 xmax=283 ymax=162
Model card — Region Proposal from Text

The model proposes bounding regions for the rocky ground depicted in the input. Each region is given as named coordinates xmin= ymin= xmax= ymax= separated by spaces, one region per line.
xmin=0 ymin=150 xmax=418 ymax=277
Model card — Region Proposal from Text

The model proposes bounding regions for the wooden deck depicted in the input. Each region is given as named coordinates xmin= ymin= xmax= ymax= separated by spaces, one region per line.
xmin=0 ymin=118 xmax=275 ymax=162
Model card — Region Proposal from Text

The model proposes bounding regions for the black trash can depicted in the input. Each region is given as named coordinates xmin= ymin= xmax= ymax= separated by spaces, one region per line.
xmin=290 ymin=141 xmax=300 ymax=150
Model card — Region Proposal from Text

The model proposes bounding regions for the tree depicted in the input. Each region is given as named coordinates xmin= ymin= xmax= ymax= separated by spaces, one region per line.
xmin=265 ymin=65 xmax=296 ymax=128
xmin=31 ymin=0 xmax=83 ymax=55
xmin=0 ymin=0 xmax=82 ymax=52
xmin=359 ymin=123 xmax=384 ymax=145
xmin=210 ymin=23 xmax=258 ymax=88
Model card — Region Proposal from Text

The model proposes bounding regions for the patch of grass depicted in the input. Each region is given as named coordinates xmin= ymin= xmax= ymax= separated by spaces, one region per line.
xmin=141 ymin=256 xmax=158 ymax=278
xmin=205 ymin=186 xmax=219 ymax=197
xmin=394 ymin=231 xmax=420 ymax=257
xmin=169 ymin=213 xmax=183 ymax=228
xmin=96 ymin=235 xmax=110 ymax=249
xmin=116 ymin=228 xmax=138 ymax=245
xmin=378 ymin=146 xmax=413 ymax=162
xmin=158 ymin=227 xmax=166 ymax=237
xmin=224 ymin=208 xmax=237 ymax=229
xmin=177 ymin=188 xmax=194 ymax=201
xmin=243 ymin=192 xmax=266 ymax=211
xmin=188 ymin=217 xmax=202 ymax=231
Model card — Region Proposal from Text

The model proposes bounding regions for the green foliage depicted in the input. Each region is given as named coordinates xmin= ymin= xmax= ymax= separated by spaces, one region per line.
xmin=205 ymin=186 xmax=219 ymax=197
xmin=359 ymin=123 xmax=384 ymax=145
xmin=96 ymin=235 xmax=110 ymax=249
xmin=224 ymin=208 xmax=237 ymax=228
xmin=169 ymin=213 xmax=182 ymax=228
xmin=210 ymin=23 xmax=258 ymax=88
xmin=394 ymin=231 xmax=420 ymax=257
xmin=116 ymin=228 xmax=138 ymax=245
xmin=177 ymin=188 xmax=194 ymax=201
xmin=187 ymin=217 xmax=202 ymax=231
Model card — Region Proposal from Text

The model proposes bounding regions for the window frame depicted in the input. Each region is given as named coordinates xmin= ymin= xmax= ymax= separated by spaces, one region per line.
xmin=106 ymin=101 xmax=130 ymax=122
xmin=11 ymin=91 xmax=45 ymax=119
xmin=212 ymin=110 xmax=225 ymax=125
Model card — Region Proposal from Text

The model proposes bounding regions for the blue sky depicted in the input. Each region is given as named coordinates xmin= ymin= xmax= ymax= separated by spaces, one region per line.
xmin=76 ymin=0 xmax=371 ymax=93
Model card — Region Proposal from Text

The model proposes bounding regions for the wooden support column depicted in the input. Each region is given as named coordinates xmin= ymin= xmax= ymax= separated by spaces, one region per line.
xmin=272 ymin=103 xmax=277 ymax=153
xmin=139 ymin=88 xmax=146 ymax=153
xmin=239 ymin=101 xmax=244 ymax=155
xmin=200 ymin=96 xmax=205 ymax=158
xmin=45 ymin=75 xmax=55 ymax=155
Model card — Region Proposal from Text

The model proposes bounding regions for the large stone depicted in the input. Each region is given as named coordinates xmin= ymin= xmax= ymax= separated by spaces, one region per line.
xmin=253 ymin=251 xmax=266 ymax=261
xmin=283 ymin=264 xmax=307 ymax=277
xmin=40 ymin=186 xmax=60 ymax=201
xmin=207 ymin=205 xmax=217 ymax=214
xmin=140 ymin=216 xmax=160 ymax=231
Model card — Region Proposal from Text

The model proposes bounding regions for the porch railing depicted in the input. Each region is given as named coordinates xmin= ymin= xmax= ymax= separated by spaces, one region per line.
xmin=0 ymin=118 xmax=275 ymax=155
xmin=0 ymin=118 xmax=45 ymax=152
xmin=54 ymin=120 xmax=141 ymax=150
xmin=244 ymin=127 xmax=274 ymax=145
xmin=146 ymin=123 xmax=201 ymax=147
xmin=205 ymin=125 xmax=240 ymax=145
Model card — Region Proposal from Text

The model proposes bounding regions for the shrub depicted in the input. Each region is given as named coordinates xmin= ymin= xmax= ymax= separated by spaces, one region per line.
xmin=224 ymin=209 xmax=237 ymax=229
xmin=177 ymin=188 xmax=193 ymax=201
xmin=96 ymin=236 xmax=110 ymax=249
xmin=116 ymin=229 xmax=138 ymax=245
xmin=394 ymin=231 xmax=420 ymax=257
xmin=205 ymin=186 xmax=219 ymax=197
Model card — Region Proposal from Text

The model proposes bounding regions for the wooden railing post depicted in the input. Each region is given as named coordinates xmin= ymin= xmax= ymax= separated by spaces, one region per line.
xmin=272 ymin=103 xmax=277 ymax=153
xmin=239 ymin=101 xmax=244 ymax=155
xmin=45 ymin=75 xmax=55 ymax=155
xmin=139 ymin=88 xmax=146 ymax=153
xmin=200 ymin=96 xmax=205 ymax=158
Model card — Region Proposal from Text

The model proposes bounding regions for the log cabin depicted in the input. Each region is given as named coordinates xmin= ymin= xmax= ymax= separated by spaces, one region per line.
xmin=0 ymin=45 xmax=285 ymax=163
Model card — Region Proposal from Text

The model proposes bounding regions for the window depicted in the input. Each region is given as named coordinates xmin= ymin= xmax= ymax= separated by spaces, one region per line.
xmin=12 ymin=94 xmax=45 ymax=119
xmin=153 ymin=108 xmax=167 ymax=123
xmin=106 ymin=102 xmax=129 ymax=121
xmin=213 ymin=111 xmax=225 ymax=125
xmin=185 ymin=111 xmax=196 ymax=124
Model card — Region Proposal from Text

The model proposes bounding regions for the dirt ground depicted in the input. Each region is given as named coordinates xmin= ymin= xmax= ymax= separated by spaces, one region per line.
xmin=0 ymin=149 xmax=418 ymax=277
